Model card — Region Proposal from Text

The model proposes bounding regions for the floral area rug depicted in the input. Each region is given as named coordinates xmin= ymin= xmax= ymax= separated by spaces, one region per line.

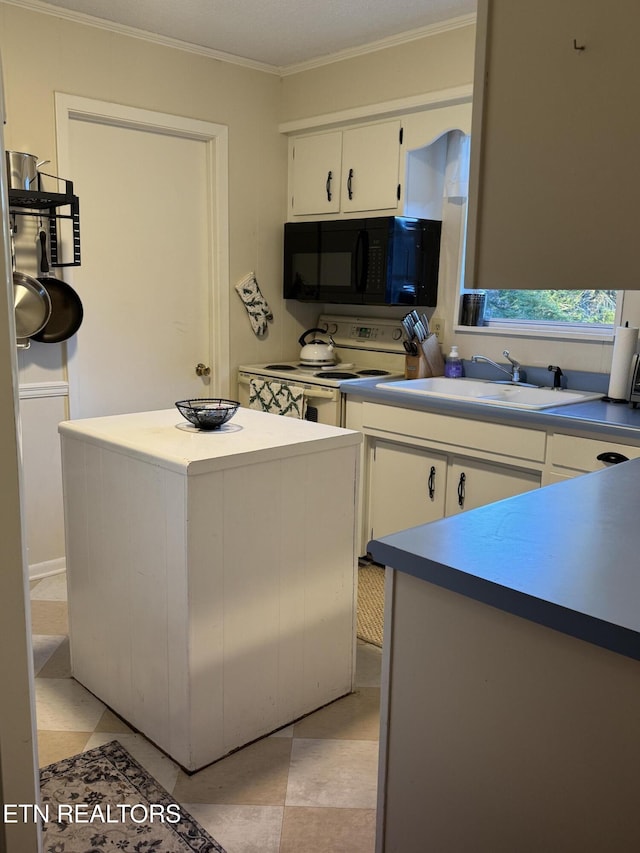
xmin=40 ymin=739 xmax=226 ymax=852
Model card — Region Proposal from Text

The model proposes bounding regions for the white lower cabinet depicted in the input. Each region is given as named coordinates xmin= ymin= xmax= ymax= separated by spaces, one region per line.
xmin=445 ymin=456 xmax=540 ymax=516
xmin=544 ymin=433 xmax=640 ymax=484
xmin=369 ymin=441 xmax=447 ymax=540
xmin=368 ymin=438 xmax=541 ymax=542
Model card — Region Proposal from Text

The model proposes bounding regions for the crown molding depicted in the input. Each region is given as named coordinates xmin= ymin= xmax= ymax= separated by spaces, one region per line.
xmin=0 ymin=0 xmax=281 ymax=75
xmin=279 ymin=13 xmax=477 ymax=76
xmin=2 ymin=0 xmax=475 ymax=78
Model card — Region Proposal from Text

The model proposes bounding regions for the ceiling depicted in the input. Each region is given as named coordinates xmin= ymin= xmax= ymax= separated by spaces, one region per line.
xmin=24 ymin=0 xmax=477 ymax=70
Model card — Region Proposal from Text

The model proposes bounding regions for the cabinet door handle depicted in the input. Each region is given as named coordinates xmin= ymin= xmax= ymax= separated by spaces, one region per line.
xmin=347 ymin=168 xmax=354 ymax=200
xmin=457 ymin=472 xmax=466 ymax=507
xmin=326 ymin=170 xmax=332 ymax=202
xmin=427 ymin=465 xmax=436 ymax=500
xmin=596 ymin=451 xmax=629 ymax=465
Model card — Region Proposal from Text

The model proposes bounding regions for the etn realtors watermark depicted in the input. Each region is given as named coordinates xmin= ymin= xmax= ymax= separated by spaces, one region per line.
xmin=4 ymin=803 xmax=181 ymax=824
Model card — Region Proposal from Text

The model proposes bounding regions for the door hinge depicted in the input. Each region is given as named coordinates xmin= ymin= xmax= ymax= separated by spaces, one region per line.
xmin=399 ymin=127 xmax=404 ymax=145
xmin=397 ymin=183 xmax=401 ymax=201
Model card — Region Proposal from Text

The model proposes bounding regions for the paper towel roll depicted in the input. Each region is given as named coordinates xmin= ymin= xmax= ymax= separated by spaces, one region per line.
xmin=607 ymin=325 xmax=639 ymax=400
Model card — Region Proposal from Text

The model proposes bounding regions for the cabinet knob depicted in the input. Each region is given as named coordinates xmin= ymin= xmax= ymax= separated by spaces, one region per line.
xmin=196 ymin=363 xmax=211 ymax=377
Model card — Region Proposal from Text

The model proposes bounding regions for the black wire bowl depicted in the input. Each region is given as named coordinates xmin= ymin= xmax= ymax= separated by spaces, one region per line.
xmin=175 ymin=398 xmax=239 ymax=430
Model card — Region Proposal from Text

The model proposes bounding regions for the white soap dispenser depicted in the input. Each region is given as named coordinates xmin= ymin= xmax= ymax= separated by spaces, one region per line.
xmin=444 ymin=345 xmax=463 ymax=378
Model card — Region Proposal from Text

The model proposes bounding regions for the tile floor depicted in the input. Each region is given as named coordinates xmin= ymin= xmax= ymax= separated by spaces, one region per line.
xmin=30 ymin=572 xmax=382 ymax=853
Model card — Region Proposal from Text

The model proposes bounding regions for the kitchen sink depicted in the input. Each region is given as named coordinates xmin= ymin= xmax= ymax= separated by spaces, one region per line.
xmin=377 ymin=377 xmax=604 ymax=410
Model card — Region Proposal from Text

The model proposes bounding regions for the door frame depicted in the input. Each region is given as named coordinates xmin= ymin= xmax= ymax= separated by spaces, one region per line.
xmin=54 ymin=94 xmax=231 ymax=406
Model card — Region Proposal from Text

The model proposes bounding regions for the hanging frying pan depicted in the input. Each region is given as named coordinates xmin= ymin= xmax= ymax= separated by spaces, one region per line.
xmin=14 ymin=270 xmax=51 ymax=339
xmin=30 ymin=231 xmax=84 ymax=344
xmin=10 ymin=224 xmax=51 ymax=344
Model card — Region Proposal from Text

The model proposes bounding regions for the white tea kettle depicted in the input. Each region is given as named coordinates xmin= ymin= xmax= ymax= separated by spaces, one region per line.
xmin=298 ymin=327 xmax=337 ymax=366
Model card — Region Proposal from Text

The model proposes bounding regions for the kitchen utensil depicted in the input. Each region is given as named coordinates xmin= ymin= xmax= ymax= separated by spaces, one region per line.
xmin=420 ymin=313 xmax=431 ymax=336
xmin=402 ymin=313 xmax=416 ymax=340
xmin=175 ymin=398 xmax=239 ymax=430
xmin=6 ymin=151 xmax=50 ymax=191
xmin=31 ymin=230 xmax=84 ymax=344
xmin=298 ymin=327 xmax=337 ymax=366
xmin=414 ymin=319 xmax=427 ymax=342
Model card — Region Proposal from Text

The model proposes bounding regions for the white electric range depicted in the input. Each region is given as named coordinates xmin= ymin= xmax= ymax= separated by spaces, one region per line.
xmin=238 ymin=314 xmax=407 ymax=426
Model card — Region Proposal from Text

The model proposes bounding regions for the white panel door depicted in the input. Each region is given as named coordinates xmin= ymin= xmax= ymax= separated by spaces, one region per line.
xmin=65 ymin=117 xmax=212 ymax=418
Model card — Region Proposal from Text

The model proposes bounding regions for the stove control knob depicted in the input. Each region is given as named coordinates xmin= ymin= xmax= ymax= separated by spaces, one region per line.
xmin=326 ymin=322 xmax=338 ymax=335
xmin=392 ymin=328 xmax=403 ymax=340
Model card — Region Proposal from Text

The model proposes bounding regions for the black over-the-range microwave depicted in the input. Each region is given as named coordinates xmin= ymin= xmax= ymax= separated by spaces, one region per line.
xmin=283 ymin=216 xmax=442 ymax=306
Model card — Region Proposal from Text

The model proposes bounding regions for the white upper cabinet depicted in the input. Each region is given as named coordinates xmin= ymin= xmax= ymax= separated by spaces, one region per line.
xmin=290 ymin=130 xmax=343 ymax=216
xmin=466 ymin=0 xmax=640 ymax=290
xmin=289 ymin=120 xmax=402 ymax=218
xmin=340 ymin=121 xmax=402 ymax=213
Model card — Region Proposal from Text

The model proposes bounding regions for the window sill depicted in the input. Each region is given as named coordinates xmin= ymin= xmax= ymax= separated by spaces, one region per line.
xmin=454 ymin=322 xmax=615 ymax=344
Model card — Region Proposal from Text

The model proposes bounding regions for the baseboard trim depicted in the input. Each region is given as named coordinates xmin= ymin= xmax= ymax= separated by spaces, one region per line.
xmin=29 ymin=558 xmax=66 ymax=581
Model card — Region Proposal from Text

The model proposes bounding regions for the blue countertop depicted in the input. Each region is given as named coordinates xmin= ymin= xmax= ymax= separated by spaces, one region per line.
xmin=343 ymin=377 xmax=640 ymax=442
xmin=368 ymin=457 xmax=640 ymax=661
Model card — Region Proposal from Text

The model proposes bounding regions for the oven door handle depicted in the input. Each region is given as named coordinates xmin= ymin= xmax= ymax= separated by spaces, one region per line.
xmin=238 ymin=373 xmax=338 ymax=399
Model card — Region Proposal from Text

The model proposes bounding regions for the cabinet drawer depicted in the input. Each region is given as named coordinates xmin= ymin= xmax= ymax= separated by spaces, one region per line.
xmin=362 ymin=403 xmax=546 ymax=463
xmin=549 ymin=433 xmax=640 ymax=473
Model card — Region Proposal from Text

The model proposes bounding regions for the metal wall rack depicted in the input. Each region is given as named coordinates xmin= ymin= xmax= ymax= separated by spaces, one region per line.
xmin=8 ymin=173 xmax=81 ymax=267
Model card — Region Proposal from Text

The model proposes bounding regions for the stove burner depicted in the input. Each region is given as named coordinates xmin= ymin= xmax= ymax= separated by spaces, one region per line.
xmin=316 ymin=371 xmax=360 ymax=380
xmin=265 ymin=364 xmax=297 ymax=371
xmin=298 ymin=363 xmax=337 ymax=370
xmin=357 ymin=369 xmax=390 ymax=376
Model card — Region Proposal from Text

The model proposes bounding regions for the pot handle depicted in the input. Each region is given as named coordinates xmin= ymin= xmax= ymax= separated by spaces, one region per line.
xmin=298 ymin=327 xmax=328 ymax=347
xmin=27 ymin=160 xmax=51 ymax=188
xmin=39 ymin=230 xmax=50 ymax=274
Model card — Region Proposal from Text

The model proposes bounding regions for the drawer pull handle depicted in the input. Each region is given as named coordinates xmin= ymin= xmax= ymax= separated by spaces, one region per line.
xmin=457 ymin=472 xmax=466 ymax=507
xmin=347 ymin=168 xmax=354 ymax=200
xmin=596 ymin=451 xmax=629 ymax=465
xmin=427 ymin=465 xmax=436 ymax=500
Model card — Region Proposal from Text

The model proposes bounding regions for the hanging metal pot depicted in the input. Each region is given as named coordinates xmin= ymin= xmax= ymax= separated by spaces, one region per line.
xmin=30 ymin=231 xmax=84 ymax=344
xmin=6 ymin=151 xmax=49 ymax=191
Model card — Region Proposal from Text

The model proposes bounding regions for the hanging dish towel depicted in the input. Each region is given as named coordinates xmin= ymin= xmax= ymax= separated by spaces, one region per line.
xmin=249 ymin=378 xmax=306 ymax=419
xmin=235 ymin=272 xmax=273 ymax=337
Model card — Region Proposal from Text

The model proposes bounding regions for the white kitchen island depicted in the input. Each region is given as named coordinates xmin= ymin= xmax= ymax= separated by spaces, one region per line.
xmin=59 ymin=407 xmax=362 ymax=771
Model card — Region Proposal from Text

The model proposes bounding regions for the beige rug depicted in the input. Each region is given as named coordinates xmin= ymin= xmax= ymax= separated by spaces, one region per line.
xmin=357 ymin=563 xmax=385 ymax=647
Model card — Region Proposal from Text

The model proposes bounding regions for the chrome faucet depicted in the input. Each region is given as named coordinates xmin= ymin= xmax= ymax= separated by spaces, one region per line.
xmin=471 ymin=350 xmax=527 ymax=384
